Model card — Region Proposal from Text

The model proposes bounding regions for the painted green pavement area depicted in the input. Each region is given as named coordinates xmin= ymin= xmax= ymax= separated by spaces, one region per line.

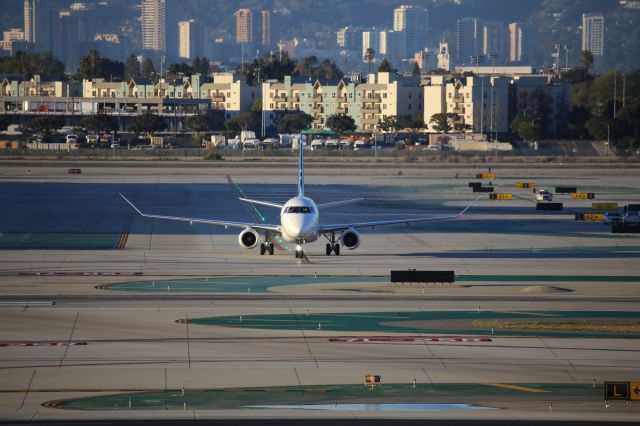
xmin=0 ymin=233 xmax=120 ymax=250
xmin=187 ymin=310 xmax=640 ymax=338
xmin=104 ymin=274 xmax=640 ymax=293
xmin=48 ymin=383 xmax=600 ymax=411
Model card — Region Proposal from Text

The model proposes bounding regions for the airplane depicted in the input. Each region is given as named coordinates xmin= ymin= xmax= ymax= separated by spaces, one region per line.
xmin=119 ymin=144 xmax=479 ymax=259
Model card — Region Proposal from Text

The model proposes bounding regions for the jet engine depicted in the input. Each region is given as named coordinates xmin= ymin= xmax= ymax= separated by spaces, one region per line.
xmin=341 ymin=228 xmax=361 ymax=250
xmin=238 ymin=228 xmax=259 ymax=249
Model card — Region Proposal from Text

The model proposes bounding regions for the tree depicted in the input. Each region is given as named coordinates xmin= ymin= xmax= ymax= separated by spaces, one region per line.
xmin=364 ymin=48 xmax=375 ymax=76
xmin=412 ymin=61 xmax=421 ymax=76
xmin=378 ymin=58 xmax=394 ymax=73
xmin=580 ymin=50 xmax=594 ymax=77
xmin=251 ymin=98 xmax=262 ymax=113
xmin=326 ymin=114 xmax=356 ymax=135
xmin=140 ymin=57 xmax=155 ymax=79
xmin=0 ymin=51 xmax=66 ymax=80
xmin=377 ymin=115 xmax=399 ymax=133
xmin=239 ymin=51 xmax=296 ymax=86
xmin=166 ymin=62 xmax=193 ymax=81
xmin=224 ymin=112 xmax=260 ymax=134
xmin=276 ymin=112 xmax=313 ymax=134
xmin=184 ymin=111 xmax=224 ymax=132
xmin=511 ymin=115 xmax=543 ymax=142
xmin=76 ymin=50 xmax=124 ymax=81
xmin=124 ymin=54 xmax=140 ymax=80
xmin=429 ymin=113 xmax=458 ymax=133
xmin=129 ymin=113 xmax=166 ymax=134
xmin=25 ymin=116 xmax=64 ymax=135
xmin=294 ymin=56 xmax=344 ymax=80
xmin=192 ymin=56 xmax=210 ymax=76
xmin=80 ymin=113 xmax=118 ymax=133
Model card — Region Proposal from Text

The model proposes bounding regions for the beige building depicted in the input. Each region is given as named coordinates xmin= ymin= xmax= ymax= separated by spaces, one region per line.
xmin=423 ymin=75 xmax=509 ymax=134
xmin=261 ymin=10 xmax=270 ymax=47
xmin=178 ymin=20 xmax=200 ymax=59
xmin=235 ymin=8 xmax=252 ymax=44
xmin=508 ymin=22 xmax=525 ymax=63
xmin=141 ymin=0 xmax=166 ymax=53
xmin=358 ymin=72 xmax=423 ymax=131
xmin=200 ymin=73 xmax=260 ymax=119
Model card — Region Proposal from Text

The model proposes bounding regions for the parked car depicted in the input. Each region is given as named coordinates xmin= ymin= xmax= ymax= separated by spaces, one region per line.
xmin=536 ymin=189 xmax=553 ymax=202
xmin=602 ymin=211 xmax=623 ymax=225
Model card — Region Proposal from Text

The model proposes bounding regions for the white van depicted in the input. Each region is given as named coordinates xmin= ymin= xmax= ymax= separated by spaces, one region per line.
xmin=339 ymin=139 xmax=351 ymax=149
xmin=325 ymin=139 xmax=339 ymax=149
xmin=310 ymin=139 xmax=324 ymax=150
xmin=353 ymin=140 xmax=367 ymax=151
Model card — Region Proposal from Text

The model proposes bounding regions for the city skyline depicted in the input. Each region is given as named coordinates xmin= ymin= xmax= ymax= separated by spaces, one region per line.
xmin=0 ymin=0 xmax=635 ymax=74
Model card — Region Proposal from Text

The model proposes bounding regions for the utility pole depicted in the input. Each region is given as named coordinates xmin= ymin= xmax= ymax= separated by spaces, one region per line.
xmin=564 ymin=45 xmax=569 ymax=72
xmin=622 ymin=73 xmax=626 ymax=107
xmin=613 ymin=73 xmax=617 ymax=118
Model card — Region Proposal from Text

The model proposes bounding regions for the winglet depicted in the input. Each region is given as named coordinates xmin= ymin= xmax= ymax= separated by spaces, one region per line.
xmin=458 ymin=195 xmax=482 ymax=217
xmin=119 ymin=193 xmax=145 ymax=216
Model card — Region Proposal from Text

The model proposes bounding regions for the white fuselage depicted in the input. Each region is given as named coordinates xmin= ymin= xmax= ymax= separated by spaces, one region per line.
xmin=280 ymin=196 xmax=319 ymax=243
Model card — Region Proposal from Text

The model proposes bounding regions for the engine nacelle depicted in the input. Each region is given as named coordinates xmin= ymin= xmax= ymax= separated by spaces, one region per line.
xmin=341 ymin=228 xmax=361 ymax=250
xmin=238 ymin=228 xmax=259 ymax=249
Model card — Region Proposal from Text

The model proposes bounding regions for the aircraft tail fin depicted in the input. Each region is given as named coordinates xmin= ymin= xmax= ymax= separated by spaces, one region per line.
xmin=298 ymin=140 xmax=304 ymax=197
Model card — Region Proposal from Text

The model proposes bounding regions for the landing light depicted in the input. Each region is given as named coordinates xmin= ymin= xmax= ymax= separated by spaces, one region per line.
xmin=296 ymin=245 xmax=302 ymax=251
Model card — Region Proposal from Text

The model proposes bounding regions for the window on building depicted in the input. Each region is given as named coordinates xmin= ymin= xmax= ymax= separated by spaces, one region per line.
xmin=227 ymin=92 xmax=231 ymax=97
xmin=408 ymin=104 xmax=412 ymax=110
xmin=408 ymin=93 xmax=412 ymax=99
xmin=466 ymin=93 xmax=469 ymax=98
xmin=270 ymin=103 xmax=274 ymax=108
xmin=448 ymin=93 xmax=451 ymax=98
xmin=383 ymin=93 xmax=387 ymax=98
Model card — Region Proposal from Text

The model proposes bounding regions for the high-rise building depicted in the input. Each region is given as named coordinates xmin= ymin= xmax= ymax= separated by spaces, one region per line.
xmin=141 ymin=0 xmax=166 ymax=54
xmin=337 ymin=27 xmax=363 ymax=53
xmin=456 ymin=17 xmax=482 ymax=65
xmin=235 ymin=8 xmax=252 ymax=44
xmin=582 ymin=13 xmax=604 ymax=57
xmin=393 ymin=4 xmax=429 ymax=57
xmin=482 ymin=21 xmax=508 ymax=63
xmin=508 ymin=22 xmax=526 ymax=63
xmin=23 ymin=0 xmax=33 ymax=42
xmin=178 ymin=20 xmax=201 ymax=60
xmin=24 ymin=0 xmax=56 ymax=52
xmin=261 ymin=10 xmax=270 ymax=47
xmin=362 ymin=29 xmax=382 ymax=62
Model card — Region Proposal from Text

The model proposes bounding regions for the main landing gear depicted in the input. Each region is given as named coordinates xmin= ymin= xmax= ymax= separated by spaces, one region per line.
xmin=324 ymin=233 xmax=340 ymax=256
xmin=259 ymin=242 xmax=275 ymax=255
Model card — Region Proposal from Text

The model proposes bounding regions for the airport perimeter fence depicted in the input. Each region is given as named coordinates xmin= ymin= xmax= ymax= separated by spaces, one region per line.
xmin=0 ymin=146 xmax=625 ymax=161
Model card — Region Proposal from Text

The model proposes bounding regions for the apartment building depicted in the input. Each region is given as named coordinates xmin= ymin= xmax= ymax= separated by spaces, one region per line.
xmin=262 ymin=72 xmax=422 ymax=132
xmin=511 ymin=75 xmax=570 ymax=137
xmin=199 ymin=73 xmax=260 ymax=119
xmin=423 ymin=75 xmax=509 ymax=134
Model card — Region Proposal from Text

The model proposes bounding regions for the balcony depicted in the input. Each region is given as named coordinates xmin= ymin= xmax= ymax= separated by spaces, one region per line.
xmin=212 ymin=95 xmax=225 ymax=102
xmin=313 ymin=118 xmax=323 ymax=124
xmin=362 ymin=106 xmax=380 ymax=113
xmin=453 ymin=94 xmax=464 ymax=102
xmin=313 ymin=95 xmax=323 ymax=102
xmin=452 ymin=107 xmax=465 ymax=114
xmin=362 ymin=117 xmax=379 ymax=125
xmin=336 ymin=107 xmax=346 ymax=114
xmin=364 ymin=95 xmax=381 ymax=103
xmin=312 ymin=106 xmax=323 ymax=113
xmin=274 ymin=94 xmax=287 ymax=101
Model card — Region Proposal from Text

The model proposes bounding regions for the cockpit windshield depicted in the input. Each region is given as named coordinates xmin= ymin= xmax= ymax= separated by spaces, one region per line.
xmin=285 ymin=206 xmax=313 ymax=214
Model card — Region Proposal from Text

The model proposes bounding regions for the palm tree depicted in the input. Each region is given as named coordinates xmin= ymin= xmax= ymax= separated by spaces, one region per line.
xmin=365 ymin=48 xmax=375 ymax=76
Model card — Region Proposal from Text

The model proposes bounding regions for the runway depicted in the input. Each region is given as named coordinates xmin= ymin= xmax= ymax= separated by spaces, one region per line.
xmin=0 ymin=162 xmax=639 ymax=422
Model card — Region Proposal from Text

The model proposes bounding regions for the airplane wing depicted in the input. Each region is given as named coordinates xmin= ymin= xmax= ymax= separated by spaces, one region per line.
xmin=119 ymin=194 xmax=280 ymax=232
xmin=316 ymin=198 xmax=364 ymax=208
xmin=238 ymin=198 xmax=284 ymax=209
xmin=317 ymin=196 xmax=480 ymax=234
